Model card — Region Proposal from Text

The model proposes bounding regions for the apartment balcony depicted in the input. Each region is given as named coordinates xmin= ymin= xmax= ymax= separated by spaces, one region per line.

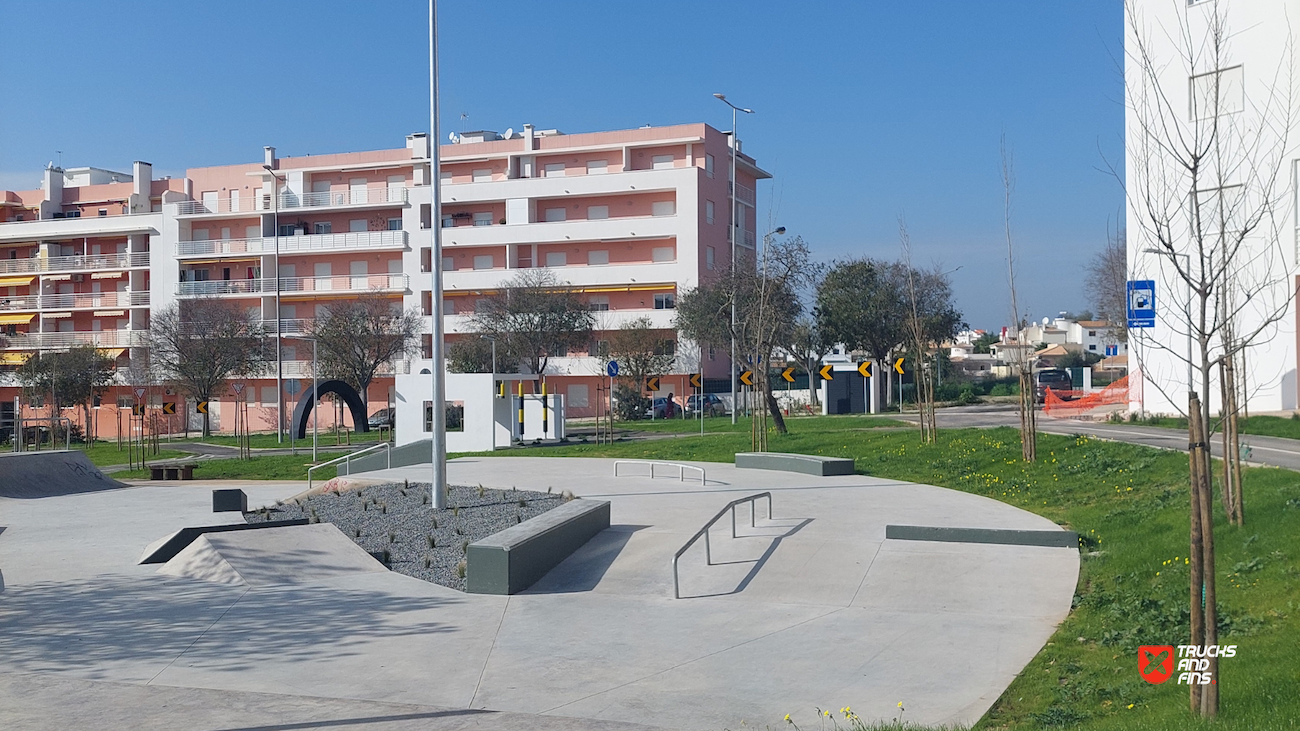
xmin=176 ymin=273 xmax=409 ymax=298
xmin=0 ymin=251 xmax=150 ymax=275
xmin=3 ymin=329 xmax=148 ymax=351
xmin=257 ymin=359 xmax=409 ymax=379
xmin=0 ymin=212 xmax=163 ymax=244
xmin=176 ymin=230 xmax=407 ymax=259
xmin=440 ymin=166 xmax=691 ymax=205
xmin=0 ymin=291 xmax=148 ymax=311
xmin=174 ymin=187 xmax=408 ymax=217
xmin=443 ymin=261 xmax=681 ymax=292
xmin=729 ymin=181 xmax=756 ymax=207
xmin=442 ymin=213 xmax=679 ymax=248
xmin=442 ymin=307 xmax=675 ymax=335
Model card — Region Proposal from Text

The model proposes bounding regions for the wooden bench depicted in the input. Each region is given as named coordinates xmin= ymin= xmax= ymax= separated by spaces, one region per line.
xmin=149 ymin=461 xmax=198 ymax=481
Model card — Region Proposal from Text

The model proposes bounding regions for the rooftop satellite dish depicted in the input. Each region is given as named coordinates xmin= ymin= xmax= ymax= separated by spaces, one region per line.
xmin=504 ymin=127 xmax=514 ymax=139
xmin=448 ymin=132 xmax=459 ymax=143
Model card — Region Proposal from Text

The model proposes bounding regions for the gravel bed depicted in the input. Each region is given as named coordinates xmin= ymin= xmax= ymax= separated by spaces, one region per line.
xmin=244 ymin=482 xmax=567 ymax=591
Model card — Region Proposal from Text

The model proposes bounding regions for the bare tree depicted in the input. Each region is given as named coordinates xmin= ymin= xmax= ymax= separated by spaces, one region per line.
xmin=784 ymin=316 xmax=833 ymax=410
xmin=13 ymin=346 xmax=116 ymax=443
xmin=1002 ymin=138 xmax=1037 ymax=462
xmin=677 ymin=237 xmax=816 ymax=447
xmin=1124 ymin=0 xmax=1297 ymax=716
xmin=310 ymin=295 xmax=423 ymax=407
xmin=469 ymin=268 xmax=596 ymax=379
xmin=1086 ymin=224 xmax=1129 ymax=343
xmin=899 ymin=219 xmax=963 ymax=443
xmin=151 ymin=298 xmax=267 ymax=436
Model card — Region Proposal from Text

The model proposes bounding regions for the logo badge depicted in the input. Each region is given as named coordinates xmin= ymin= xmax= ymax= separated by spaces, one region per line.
xmin=1139 ymin=645 xmax=1174 ymax=684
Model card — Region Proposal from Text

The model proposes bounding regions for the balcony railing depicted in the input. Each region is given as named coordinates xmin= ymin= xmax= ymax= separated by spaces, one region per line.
xmin=0 ymin=291 xmax=147 ymax=311
xmin=176 ymin=273 xmax=409 ymax=297
xmin=0 ymin=251 xmax=150 ymax=275
xmin=177 ymin=230 xmax=407 ymax=257
xmin=174 ymin=186 xmax=408 ymax=216
xmin=3 ymin=330 xmax=148 ymax=350
xmin=730 ymin=182 xmax=756 ymax=207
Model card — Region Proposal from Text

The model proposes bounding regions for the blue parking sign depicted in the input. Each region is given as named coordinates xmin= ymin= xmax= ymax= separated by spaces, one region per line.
xmin=1127 ymin=280 xmax=1155 ymax=329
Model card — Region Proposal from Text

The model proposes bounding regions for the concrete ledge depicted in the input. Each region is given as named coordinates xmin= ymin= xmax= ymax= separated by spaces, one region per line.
xmin=139 ymin=519 xmax=310 ymax=564
xmin=885 ymin=524 xmax=1079 ymax=549
xmin=466 ymin=499 xmax=610 ymax=595
xmin=735 ymin=452 xmax=856 ymax=477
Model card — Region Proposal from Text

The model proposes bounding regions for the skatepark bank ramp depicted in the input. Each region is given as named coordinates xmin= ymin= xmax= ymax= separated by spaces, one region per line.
xmin=0 ymin=450 xmax=126 ymax=499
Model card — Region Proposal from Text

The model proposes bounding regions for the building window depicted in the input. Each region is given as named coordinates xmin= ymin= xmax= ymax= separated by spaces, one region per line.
xmin=1089 ymin=344 xmax=1097 ymax=351
xmin=1190 ymin=66 xmax=1244 ymax=119
xmin=473 ymin=212 xmax=493 ymax=226
xmin=708 ymin=345 xmax=716 ymax=361
xmin=545 ymin=251 xmax=567 ymax=267
xmin=588 ymin=295 xmax=610 ymax=311
xmin=654 ymin=293 xmax=676 ymax=310
xmin=473 ymin=254 xmax=494 ymax=270
xmin=441 ymin=215 xmax=454 ymax=228
xmin=278 ymin=224 xmax=296 ymax=236
xmin=705 ymin=154 xmax=715 ymax=178
xmin=544 ymin=163 xmax=566 ymax=178
xmin=587 ymin=205 xmax=609 ymax=220
xmin=652 ymin=154 xmax=674 ymax=170
xmin=652 ymin=246 xmax=674 ymax=263
xmin=706 ymin=246 xmax=715 ymax=270
xmin=593 ymin=340 xmax=610 ymax=357
xmin=442 ymin=256 xmax=455 ymax=271
xmin=651 ymin=201 xmax=676 ymax=217
xmin=387 ymin=217 xmax=402 ymax=231
xmin=705 ymin=200 xmax=715 ymax=224
xmin=314 ymin=222 xmax=332 ymax=234
xmin=654 ymin=338 xmax=676 ymax=357
xmin=472 ymin=168 xmax=492 ymax=183
xmin=568 ymin=384 xmax=590 ymax=408
xmin=260 ymin=386 xmax=277 ymax=405
xmin=587 ymin=249 xmax=609 ymax=266
xmin=440 ymin=171 xmax=453 ymax=184
xmin=586 ymin=159 xmax=608 ymax=175
xmin=443 ymin=299 xmax=455 ymax=315
xmin=349 ymin=219 xmax=367 ymax=233
xmin=544 ymin=207 xmax=566 ymax=222
xmin=1088 ymin=330 xmax=1096 ymax=337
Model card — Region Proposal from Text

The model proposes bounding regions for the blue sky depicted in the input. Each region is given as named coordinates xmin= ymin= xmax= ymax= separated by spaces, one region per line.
xmin=0 ymin=1 xmax=1123 ymax=329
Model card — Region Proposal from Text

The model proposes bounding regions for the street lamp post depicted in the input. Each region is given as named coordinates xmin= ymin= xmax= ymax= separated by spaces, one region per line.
xmin=713 ymin=93 xmax=753 ymax=425
xmin=262 ymin=163 xmax=285 ymax=444
xmin=429 ymin=0 xmax=448 ymax=509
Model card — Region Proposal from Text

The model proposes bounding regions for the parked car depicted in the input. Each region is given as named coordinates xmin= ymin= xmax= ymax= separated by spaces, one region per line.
xmin=643 ymin=397 xmax=678 ymax=419
xmin=1035 ymin=369 xmax=1074 ymax=403
xmin=367 ymin=408 xmax=396 ymax=429
xmin=685 ymin=393 xmax=726 ymax=417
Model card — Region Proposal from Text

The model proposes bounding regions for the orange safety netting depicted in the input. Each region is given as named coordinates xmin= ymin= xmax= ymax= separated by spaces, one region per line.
xmin=1043 ymin=375 xmax=1130 ymax=417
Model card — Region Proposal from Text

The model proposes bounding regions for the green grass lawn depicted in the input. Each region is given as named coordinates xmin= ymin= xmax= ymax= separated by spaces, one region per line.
xmin=114 ymin=452 xmax=337 ymax=481
xmin=579 ymin=413 xmax=907 ymax=436
xmin=173 ymin=428 xmax=390 ymax=450
xmin=22 ymin=440 xmax=194 ymax=468
xmin=1139 ymin=413 xmax=1300 ymax=442
xmin=482 ymin=419 xmax=1299 ymax=730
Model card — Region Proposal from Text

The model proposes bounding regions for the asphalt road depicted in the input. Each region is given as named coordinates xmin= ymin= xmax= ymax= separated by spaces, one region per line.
xmin=899 ymin=405 xmax=1300 ymax=472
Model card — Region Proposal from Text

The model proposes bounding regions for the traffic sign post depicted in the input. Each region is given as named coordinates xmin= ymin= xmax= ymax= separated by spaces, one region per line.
xmin=781 ymin=367 xmax=796 ymax=383
xmin=1127 ymin=279 xmax=1156 ymax=329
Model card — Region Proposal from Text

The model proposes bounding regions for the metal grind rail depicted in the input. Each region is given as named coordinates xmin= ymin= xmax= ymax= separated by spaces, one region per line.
xmin=613 ymin=460 xmax=706 ymax=485
xmin=307 ymin=441 xmax=391 ymax=491
xmin=671 ymin=491 xmax=773 ymax=599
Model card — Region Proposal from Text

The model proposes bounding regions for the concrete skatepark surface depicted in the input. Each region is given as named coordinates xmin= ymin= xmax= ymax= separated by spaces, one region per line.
xmin=0 ymin=449 xmax=125 ymax=498
xmin=0 ymin=457 xmax=1080 ymax=730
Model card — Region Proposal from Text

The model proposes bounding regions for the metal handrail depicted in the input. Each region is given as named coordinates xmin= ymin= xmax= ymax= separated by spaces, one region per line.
xmin=671 ymin=491 xmax=773 ymax=599
xmin=614 ymin=459 xmax=706 ymax=485
xmin=306 ymin=442 xmax=391 ymax=491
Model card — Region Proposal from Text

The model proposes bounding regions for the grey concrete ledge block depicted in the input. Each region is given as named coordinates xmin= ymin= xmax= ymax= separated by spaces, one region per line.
xmin=885 ymin=524 xmax=1079 ymax=549
xmin=466 ymin=499 xmax=611 ymax=595
xmin=139 ymin=518 xmax=311 ymax=564
xmin=735 ymin=452 xmax=856 ymax=477
xmin=212 ymin=489 xmax=248 ymax=513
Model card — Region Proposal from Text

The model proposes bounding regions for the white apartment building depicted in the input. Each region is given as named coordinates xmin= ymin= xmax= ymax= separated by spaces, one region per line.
xmin=0 ymin=123 xmax=769 ymax=442
xmin=1126 ymin=0 xmax=1298 ymax=414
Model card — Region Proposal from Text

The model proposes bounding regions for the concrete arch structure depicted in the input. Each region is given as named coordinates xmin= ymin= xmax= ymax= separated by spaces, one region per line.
xmin=291 ymin=380 xmax=370 ymax=439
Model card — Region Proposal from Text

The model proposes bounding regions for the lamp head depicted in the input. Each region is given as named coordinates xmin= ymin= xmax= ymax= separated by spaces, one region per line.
xmin=713 ymin=93 xmax=726 ymax=100
xmin=774 ymin=226 xmax=786 ymax=235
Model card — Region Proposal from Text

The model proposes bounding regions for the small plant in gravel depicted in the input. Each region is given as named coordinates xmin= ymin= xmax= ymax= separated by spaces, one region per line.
xmin=432 ymin=517 xmax=439 ymax=529
xmin=422 ymin=493 xmax=429 ymax=505
xmin=452 ymin=505 xmax=460 ymax=517
xmin=388 ymin=530 xmax=396 ymax=544
xmin=456 ymin=560 xmax=466 ymax=579
xmin=454 ymin=526 xmax=464 ymax=536
xmin=363 ymin=501 xmax=369 ymax=511
xmin=354 ymin=528 xmax=362 ymax=538
xmin=460 ymin=540 xmax=469 ymax=554
xmin=518 ymin=499 xmax=528 ymax=508
xmin=427 ymin=535 xmax=436 ymax=548
xmin=424 ymin=556 xmax=431 ymax=569
xmin=477 ymin=484 xmax=486 ymax=497
xmin=381 ymin=549 xmax=391 ymax=565
xmin=381 ymin=503 xmax=388 ymax=515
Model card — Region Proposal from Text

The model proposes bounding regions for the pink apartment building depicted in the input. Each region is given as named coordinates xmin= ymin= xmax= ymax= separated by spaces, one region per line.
xmin=0 ymin=123 xmax=770 ymax=444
